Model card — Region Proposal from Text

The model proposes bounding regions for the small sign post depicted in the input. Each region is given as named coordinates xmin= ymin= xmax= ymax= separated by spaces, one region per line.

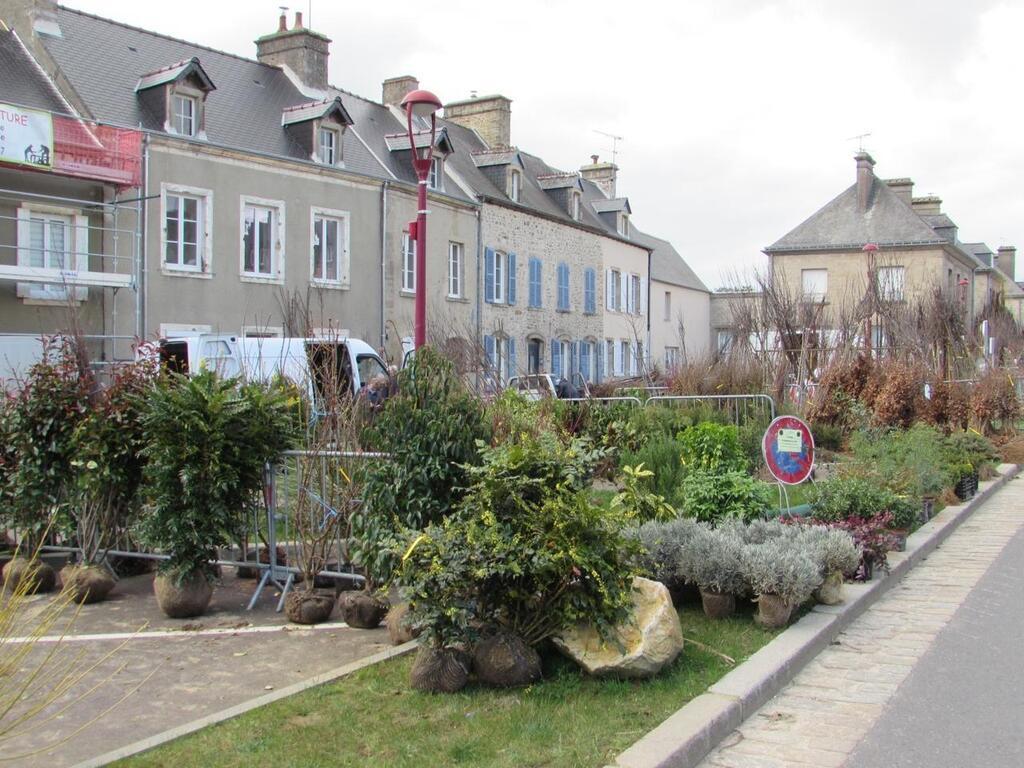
xmin=762 ymin=416 xmax=815 ymax=514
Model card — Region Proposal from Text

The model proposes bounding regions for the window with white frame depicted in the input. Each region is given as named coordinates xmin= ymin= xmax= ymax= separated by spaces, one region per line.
xmin=606 ymin=339 xmax=615 ymax=378
xmin=448 ymin=241 xmax=463 ymax=298
xmin=619 ymin=213 xmax=630 ymax=238
xmin=664 ymin=291 xmax=672 ymax=321
xmin=527 ymin=337 xmax=543 ymax=374
xmin=165 ymin=193 xmax=202 ymax=270
xmin=801 ymin=268 xmax=828 ymax=301
xmin=620 ymin=340 xmax=631 ymax=376
xmin=552 ymin=338 xmax=571 ymax=379
xmin=579 ymin=340 xmax=594 ymax=382
xmin=665 ymin=346 xmax=680 ymax=371
xmin=402 ymin=232 xmax=416 ymax=292
xmin=571 ymin=191 xmax=582 ymax=221
xmin=428 ymin=157 xmax=443 ymax=190
xmin=607 ymin=268 xmax=622 ymax=311
xmin=877 ymin=266 xmax=905 ymax=301
xmin=16 ymin=209 xmax=82 ymax=300
xmin=241 ymin=198 xmax=283 ymax=280
xmin=627 ymin=273 xmax=641 ymax=314
xmin=509 ymin=169 xmax=521 ymax=202
xmin=318 ymin=127 xmax=338 ymax=165
xmin=717 ymin=330 xmax=734 ymax=356
xmin=172 ymin=94 xmax=196 ymax=137
xmin=311 ymin=209 xmax=349 ymax=286
xmin=492 ymin=250 xmax=506 ymax=303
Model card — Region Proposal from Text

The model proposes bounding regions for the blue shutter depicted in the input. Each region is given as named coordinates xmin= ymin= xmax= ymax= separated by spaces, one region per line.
xmin=558 ymin=263 xmax=568 ymax=310
xmin=551 ymin=338 xmax=561 ymax=378
xmin=484 ymin=334 xmax=495 ymax=368
xmin=529 ymin=258 xmax=541 ymax=308
xmin=580 ymin=342 xmax=591 ymax=382
xmin=584 ymin=269 xmax=594 ymax=314
xmin=570 ymin=341 xmax=579 ymax=377
xmin=484 ymin=248 xmax=495 ymax=303
xmin=507 ymin=252 xmax=517 ymax=305
xmin=508 ymin=338 xmax=517 ymax=380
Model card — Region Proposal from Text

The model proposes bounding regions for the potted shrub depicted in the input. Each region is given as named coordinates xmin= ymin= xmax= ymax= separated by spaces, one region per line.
xmin=885 ymin=495 xmax=919 ymax=552
xmin=64 ymin=358 xmax=155 ymax=604
xmin=633 ymin=517 xmax=702 ymax=605
xmin=0 ymin=340 xmax=89 ymax=593
xmin=797 ymin=526 xmax=861 ymax=605
xmin=831 ymin=512 xmax=895 ymax=582
xmin=141 ymin=372 xmax=295 ymax=618
xmin=742 ymin=540 xmax=821 ymax=628
xmin=679 ymin=527 xmax=746 ymax=619
xmin=678 ymin=469 xmax=772 ymax=524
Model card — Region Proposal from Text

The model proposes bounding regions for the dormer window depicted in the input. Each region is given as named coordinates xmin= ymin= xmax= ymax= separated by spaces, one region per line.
xmin=572 ymin=191 xmax=582 ymax=221
xmin=509 ymin=169 xmax=521 ymax=203
xmin=135 ymin=58 xmax=216 ymax=140
xmin=318 ymin=126 xmax=338 ymax=165
xmin=173 ymin=94 xmax=196 ymax=136
xmin=619 ymin=213 xmax=630 ymax=238
xmin=428 ymin=156 xmax=443 ymax=191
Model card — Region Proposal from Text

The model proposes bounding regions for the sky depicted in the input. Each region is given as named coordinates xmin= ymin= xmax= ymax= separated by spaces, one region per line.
xmin=61 ymin=0 xmax=1024 ymax=287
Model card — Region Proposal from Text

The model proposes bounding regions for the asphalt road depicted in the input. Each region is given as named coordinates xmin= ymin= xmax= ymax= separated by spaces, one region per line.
xmin=846 ymin=520 xmax=1024 ymax=768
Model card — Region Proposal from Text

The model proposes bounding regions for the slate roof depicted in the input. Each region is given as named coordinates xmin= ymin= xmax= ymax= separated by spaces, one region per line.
xmin=766 ymin=176 xmax=949 ymax=252
xmin=962 ymin=242 xmax=993 ymax=267
xmin=592 ymin=197 xmax=631 ymax=214
xmin=0 ymin=29 xmax=66 ymax=113
xmin=281 ymin=97 xmax=352 ymax=127
xmin=135 ymin=57 xmax=214 ymax=93
xmin=633 ymin=230 xmax=710 ymax=293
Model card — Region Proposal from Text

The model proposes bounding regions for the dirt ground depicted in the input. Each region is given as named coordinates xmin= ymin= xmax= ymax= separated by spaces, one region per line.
xmin=4 ymin=568 xmax=390 ymax=767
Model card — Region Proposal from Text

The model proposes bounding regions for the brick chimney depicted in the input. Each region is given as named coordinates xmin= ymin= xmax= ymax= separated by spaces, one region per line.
xmin=443 ymin=94 xmax=512 ymax=149
xmin=885 ymin=178 xmax=913 ymax=205
xmin=256 ymin=11 xmax=331 ymax=89
xmin=581 ymin=155 xmax=618 ymax=199
xmin=855 ymin=152 xmax=875 ymax=212
xmin=911 ymin=196 xmax=942 ymax=215
xmin=997 ymin=246 xmax=1017 ymax=279
xmin=383 ymin=75 xmax=419 ymax=107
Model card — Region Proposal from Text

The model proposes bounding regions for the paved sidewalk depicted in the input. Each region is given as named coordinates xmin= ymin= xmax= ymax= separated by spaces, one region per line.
xmin=697 ymin=477 xmax=1024 ymax=768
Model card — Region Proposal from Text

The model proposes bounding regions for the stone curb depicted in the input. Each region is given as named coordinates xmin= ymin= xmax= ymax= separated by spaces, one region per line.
xmin=74 ymin=640 xmax=418 ymax=767
xmin=612 ymin=463 xmax=1019 ymax=768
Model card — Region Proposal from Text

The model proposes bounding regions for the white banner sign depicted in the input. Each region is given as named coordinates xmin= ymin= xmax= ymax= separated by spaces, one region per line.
xmin=0 ymin=103 xmax=54 ymax=169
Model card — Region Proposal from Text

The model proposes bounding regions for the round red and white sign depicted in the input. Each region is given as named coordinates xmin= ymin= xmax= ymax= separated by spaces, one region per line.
xmin=762 ymin=415 xmax=815 ymax=485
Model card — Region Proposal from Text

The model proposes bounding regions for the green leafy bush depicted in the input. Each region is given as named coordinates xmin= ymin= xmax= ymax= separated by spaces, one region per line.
xmin=140 ymin=371 xmax=296 ymax=582
xmin=810 ymin=422 xmax=843 ymax=453
xmin=741 ymin=541 xmax=821 ymax=603
xmin=1 ymin=339 xmax=90 ymax=549
xmin=398 ymin=435 xmax=637 ymax=648
xmin=618 ymin=436 xmax=685 ymax=501
xmin=810 ymin=474 xmax=902 ymax=523
xmin=357 ymin=347 xmax=489 ymax=585
xmin=611 ymin=464 xmax=677 ymax=523
xmin=679 ymin=469 xmax=772 ymax=523
xmin=849 ymin=425 xmax=949 ymax=499
xmin=678 ymin=422 xmax=747 ymax=473
xmin=944 ymin=430 xmax=999 ymax=480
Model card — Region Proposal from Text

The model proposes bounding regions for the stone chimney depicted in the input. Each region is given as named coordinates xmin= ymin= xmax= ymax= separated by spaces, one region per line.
xmin=997 ymin=246 xmax=1017 ymax=279
xmin=911 ymin=196 xmax=942 ymax=215
xmin=855 ymin=152 xmax=875 ymax=212
xmin=885 ymin=178 xmax=914 ymax=205
xmin=581 ymin=155 xmax=618 ymax=199
xmin=383 ymin=75 xmax=419 ymax=107
xmin=256 ymin=11 xmax=331 ymax=89
xmin=443 ymin=95 xmax=512 ymax=149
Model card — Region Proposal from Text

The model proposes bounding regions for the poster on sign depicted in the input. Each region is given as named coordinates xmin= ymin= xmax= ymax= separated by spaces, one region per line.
xmin=761 ymin=415 xmax=815 ymax=485
xmin=0 ymin=103 xmax=54 ymax=169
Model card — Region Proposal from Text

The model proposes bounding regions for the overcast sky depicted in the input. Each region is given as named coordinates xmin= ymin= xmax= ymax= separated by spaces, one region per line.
xmin=63 ymin=0 xmax=1024 ymax=286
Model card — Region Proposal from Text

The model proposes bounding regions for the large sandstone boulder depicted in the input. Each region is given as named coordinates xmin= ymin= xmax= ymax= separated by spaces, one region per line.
xmin=553 ymin=576 xmax=683 ymax=678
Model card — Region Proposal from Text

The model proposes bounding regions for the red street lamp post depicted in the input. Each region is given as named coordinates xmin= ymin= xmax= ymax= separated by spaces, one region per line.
xmin=400 ymin=89 xmax=443 ymax=350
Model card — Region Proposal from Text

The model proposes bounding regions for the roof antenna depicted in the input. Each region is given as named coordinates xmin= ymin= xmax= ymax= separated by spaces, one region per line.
xmin=846 ymin=132 xmax=872 ymax=152
xmin=593 ymin=129 xmax=624 ymax=164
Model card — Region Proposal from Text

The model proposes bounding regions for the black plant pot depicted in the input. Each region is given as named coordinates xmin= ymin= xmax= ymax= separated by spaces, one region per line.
xmin=853 ymin=553 xmax=875 ymax=582
xmin=920 ymin=498 xmax=935 ymax=524
xmin=954 ymin=476 xmax=974 ymax=501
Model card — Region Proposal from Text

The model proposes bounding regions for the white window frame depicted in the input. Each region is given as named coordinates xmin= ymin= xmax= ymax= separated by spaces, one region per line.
xmin=571 ymin=191 xmax=581 ymax=221
xmin=609 ymin=268 xmax=622 ymax=311
xmin=161 ymin=183 xmax=212 ymax=277
xmin=318 ymin=126 xmax=338 ymax=166
xmin=310 ymin=206 xmax=350 ymax=288
xmin=665 ymin=346 xmax=680 ymax=371
xmin=448 ymin=241 xmax=463 ymax=298
xmin=527 ymin=337 xmax=544 ymax=374
xmin=240 ymin=196 xmax=285 ymax=284
xmin=877 ymin=266 xmax=905 ymax=301
xmin=401 ymin=232 xmax=416 ymax=293
xmin=606 ymin=339 xmax=615 ymax=378
xmin=492 ymin=249 xmax=506 ymax=303
xmin=627 ymin=273 xmax=641 ymax=315
xmin=15 ymin=204 xmax=89 ymax=303
xmin=509 ymin=169 xmax=521 ymax=202
xmin=428 ymin=156 xmax=444 ymax=191
xmin=172 ymin=93 xmax=196 ymax=137
xmin=801 ymin=268 xmax=828 ymax=301
xmin=619 ymin=213 xmax=630 ymax=237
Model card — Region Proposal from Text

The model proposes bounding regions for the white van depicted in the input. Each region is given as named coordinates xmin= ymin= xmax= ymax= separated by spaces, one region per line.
xmin=156 ymin=333 xmax=390 ymax=406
